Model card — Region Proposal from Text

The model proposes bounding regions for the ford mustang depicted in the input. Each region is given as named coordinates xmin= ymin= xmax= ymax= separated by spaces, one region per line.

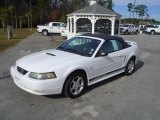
xmin=10 ymin=34 xmax=140 ymax=98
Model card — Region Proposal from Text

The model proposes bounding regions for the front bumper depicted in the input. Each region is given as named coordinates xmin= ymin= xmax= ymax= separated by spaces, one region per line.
xmin=10 ymin=66 xmax=64 ymax=95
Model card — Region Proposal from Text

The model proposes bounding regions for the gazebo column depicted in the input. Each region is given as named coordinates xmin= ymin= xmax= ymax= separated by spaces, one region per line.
xmin=70 ymin=17 xmax=72 ymax=33
xmin=73 ymin=16 xmax=77 ymax=34
xmin=91 ymin=15 xmax=95 ymax=34
xmin=67 ymin=17 xmax=69 ymax=32
xmin=111 ymin=17 xmax=115 ymax=35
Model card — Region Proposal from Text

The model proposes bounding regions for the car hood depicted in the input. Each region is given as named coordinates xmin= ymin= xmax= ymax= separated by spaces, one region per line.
xmin=16 ymin=49 xmax=86 ymax=73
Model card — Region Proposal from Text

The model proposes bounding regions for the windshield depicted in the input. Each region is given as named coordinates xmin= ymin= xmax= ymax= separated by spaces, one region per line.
xmin=57 ymin=37 xmax=101 ymax=57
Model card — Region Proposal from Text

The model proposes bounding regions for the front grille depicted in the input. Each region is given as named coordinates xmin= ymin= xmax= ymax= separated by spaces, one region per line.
xmin=17 ymin=66 xmax=28 ymax=75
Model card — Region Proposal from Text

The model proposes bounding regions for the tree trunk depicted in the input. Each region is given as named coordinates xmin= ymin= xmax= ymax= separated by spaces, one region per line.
xmin=28 ymin=17 xmax=30 ymax=30
xmin=11 ymin=13 xmax=14 ymax=28
xmin=15 ymin=18 xmax=18 ymax=30
xmin=20 ymin=19 xmax=22 ymax=29
xmin=30 ymin=14 xmax=32 ymax=31
xmin=2 ymin=21 xmax=5 ymax=32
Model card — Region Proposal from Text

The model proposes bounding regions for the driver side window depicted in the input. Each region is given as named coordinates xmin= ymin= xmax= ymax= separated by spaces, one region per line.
xmin=99 ymin=41 xmax=114 ymax=54
xmin=99 ymin=40 xmax=124 ymax=54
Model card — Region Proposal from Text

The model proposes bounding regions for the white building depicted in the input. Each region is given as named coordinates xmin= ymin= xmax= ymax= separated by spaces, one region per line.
xmin=67 ymin=0 xmax=122 ymax=39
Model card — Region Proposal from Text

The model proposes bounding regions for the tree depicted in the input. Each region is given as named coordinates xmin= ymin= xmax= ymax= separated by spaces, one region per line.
xmin=25 ymin=11 xmax=31 ymax=29
xmin=135 ymin=5 xmax=148 ymax=20
xmin=128 ymin=3 xmax=133 ymax=18
xmin=98 ymin=0 xmax=114 ymax=11
xmin=0 ymin=8 xmax=8 ymax=32
xmin=71 ymin=0 xmax=79 ymax=11
xmin=18 ymin=15 xmax=23 ymax=29
xmin=36 ymin=0 xmax=52 ymax=23
xmin=7 ymin=5 xmax=16 ymax=27
xmin=14 ymin=15 xmax=18 ymax=30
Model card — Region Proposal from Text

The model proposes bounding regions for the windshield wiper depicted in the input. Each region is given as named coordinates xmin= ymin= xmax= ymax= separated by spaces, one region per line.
xmin=57 ymin=46 xmax=64 ymax=50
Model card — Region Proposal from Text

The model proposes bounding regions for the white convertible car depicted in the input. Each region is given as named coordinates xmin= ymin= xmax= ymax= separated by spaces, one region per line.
xmin=10 ymin=34 xmax=140 ymax=98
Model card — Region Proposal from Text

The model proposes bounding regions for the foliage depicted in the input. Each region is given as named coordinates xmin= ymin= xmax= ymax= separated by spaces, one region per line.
xmin=0 ymin=0 xmax=113 ymax=27
xmin=127 ymin=1 xmax=149 ymax=24
xmin=135 ymin=5 xmax=148 ymax=19
xmin=127 ymin=3 xmax=133 ymax=18
xmin=121 ymin=18 xmax=156 ymax=25
xmin=0 ymin=8 xmax=8 ymax=31
xmin=98 ymin=0 xmax=114 ymax=11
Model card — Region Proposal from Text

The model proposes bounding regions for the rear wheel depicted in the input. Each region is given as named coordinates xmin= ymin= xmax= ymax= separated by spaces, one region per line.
xmin=135 ymin=30 xmax=139 ymax=34
xmin=150 ymin=30 xmax=155 ymax=35
xmin=64 ymin=72 xmax=86 ymax=99
xmin=125 ymin=58 xmax=135 ymax=75
xmin=42 ymin=30 xmax=48 ymax=36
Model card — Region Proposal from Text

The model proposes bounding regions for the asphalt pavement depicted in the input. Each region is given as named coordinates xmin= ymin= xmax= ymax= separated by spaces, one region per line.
xmin=0 ymin=33 xmax=160 ymax=120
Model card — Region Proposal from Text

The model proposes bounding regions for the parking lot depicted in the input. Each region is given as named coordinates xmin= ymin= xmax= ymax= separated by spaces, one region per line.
xmin=0 ymin=33 xmax=160 ymax=120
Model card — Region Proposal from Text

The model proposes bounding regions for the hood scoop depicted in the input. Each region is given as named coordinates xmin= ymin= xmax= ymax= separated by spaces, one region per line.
xmin=46 ymin=52 xmax=56 ymax=56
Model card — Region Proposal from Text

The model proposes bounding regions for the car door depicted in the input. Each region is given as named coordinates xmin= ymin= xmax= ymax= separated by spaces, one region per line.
xmin=93 ymin=39 xmax=126 ymax=79
xmin=59 ymin=23 xmax=66 ymax=32
xmin=158 ymin=25 xmax=160 ymax=33
xmin=50 ymin=23 xmax=59 ymax=33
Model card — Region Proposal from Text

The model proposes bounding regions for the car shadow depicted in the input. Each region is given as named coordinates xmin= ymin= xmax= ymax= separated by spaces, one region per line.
xmin=44 ymin=94 xmax=66 ymax=99
xmin=0 ymin=75 xmax=11 ymax=80
xmin=0 ymin=71 xmax=11 ymax=80
xmin=134 ymin=60 xmax=144 ymax=72
xmin=83 ymin=60 xmax=144 ymax=96
xmin=45 ymin=60 xmax=144 ymax=99
xmin=48 ymin=33 xmax=61 ymax=36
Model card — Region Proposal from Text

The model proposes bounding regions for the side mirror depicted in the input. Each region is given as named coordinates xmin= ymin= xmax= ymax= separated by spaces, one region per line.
xmin=96 ymin=51 xmax=108 ymax=57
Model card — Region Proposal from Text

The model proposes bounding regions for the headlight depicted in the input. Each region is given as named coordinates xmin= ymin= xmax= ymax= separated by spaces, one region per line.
xmin=29 ymin=72 xmax=56 ymax=80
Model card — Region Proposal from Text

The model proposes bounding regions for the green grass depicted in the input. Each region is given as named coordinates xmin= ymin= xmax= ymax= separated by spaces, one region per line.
xmin=0 ymin=28 xmax=36 ymax=53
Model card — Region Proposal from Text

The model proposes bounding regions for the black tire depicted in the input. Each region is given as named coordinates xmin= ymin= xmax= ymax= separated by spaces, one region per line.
xmin=135 ymin=30 xmax=139 ymax=34
xmin=125 ymin=58 xmax=135 ymax=75
xmin=125 ymin=30 xmax=129 ymax=35
xmin=150 ymin=30 xmax=155 ymax=35
xmin=64 ymin=72 xmax=87 ymax=99
xmin=42 ymin=30 xmax=48 ymax=36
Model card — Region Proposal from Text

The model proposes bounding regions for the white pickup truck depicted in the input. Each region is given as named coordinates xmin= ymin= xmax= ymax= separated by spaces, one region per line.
xmin=144 ymin=25 xmax=160 ymax=35
xmin=37 ymin=22 xmax=66 ymax=36
xmin=120 ymin=24 xmax=140 ymax=35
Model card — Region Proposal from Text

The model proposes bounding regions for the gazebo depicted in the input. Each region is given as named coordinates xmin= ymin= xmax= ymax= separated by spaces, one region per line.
xmin=67 ymin=0 xmax=122 ymax=39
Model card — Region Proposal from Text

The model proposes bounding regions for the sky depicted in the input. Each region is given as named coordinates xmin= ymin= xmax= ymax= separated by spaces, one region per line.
xmin=113 ymin=0 xmax=160 ymax=21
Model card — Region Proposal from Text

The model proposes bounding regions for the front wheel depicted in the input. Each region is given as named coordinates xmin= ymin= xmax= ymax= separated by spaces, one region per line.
xmin=150 ymin=30 xmax=155 ymax=35
xmin=64 ymin=72 xmax=86 ymax=99
xmin=125 ymin=58 xmax=135 ymax=75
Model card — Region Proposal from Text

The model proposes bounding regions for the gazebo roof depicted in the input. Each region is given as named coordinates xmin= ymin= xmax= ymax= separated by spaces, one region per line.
xmin=68 ymin=3 xmax=122 ymax=17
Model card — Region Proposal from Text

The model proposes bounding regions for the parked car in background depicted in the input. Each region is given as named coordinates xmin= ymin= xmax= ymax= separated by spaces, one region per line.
xmin=37 ymin=22 xmax=66 ymax=36
xmin=61 ymin=29 xmax=68 ymax=37
xmin=10 ymin=34 xmax=140 ymax=98
xmin=120 ymin=24 xmax=140 ymax=35
xmin=144 ymin=25 xmax=160 ymax=35
xmin=139 ymin=25 xmax=146 ymax=30
xmin=61 ymin=26 xmax=91 ymax=37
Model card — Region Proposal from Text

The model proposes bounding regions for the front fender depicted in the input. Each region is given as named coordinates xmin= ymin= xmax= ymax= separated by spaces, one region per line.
xmin=63 ymin=64 xmax=90 ymax=81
